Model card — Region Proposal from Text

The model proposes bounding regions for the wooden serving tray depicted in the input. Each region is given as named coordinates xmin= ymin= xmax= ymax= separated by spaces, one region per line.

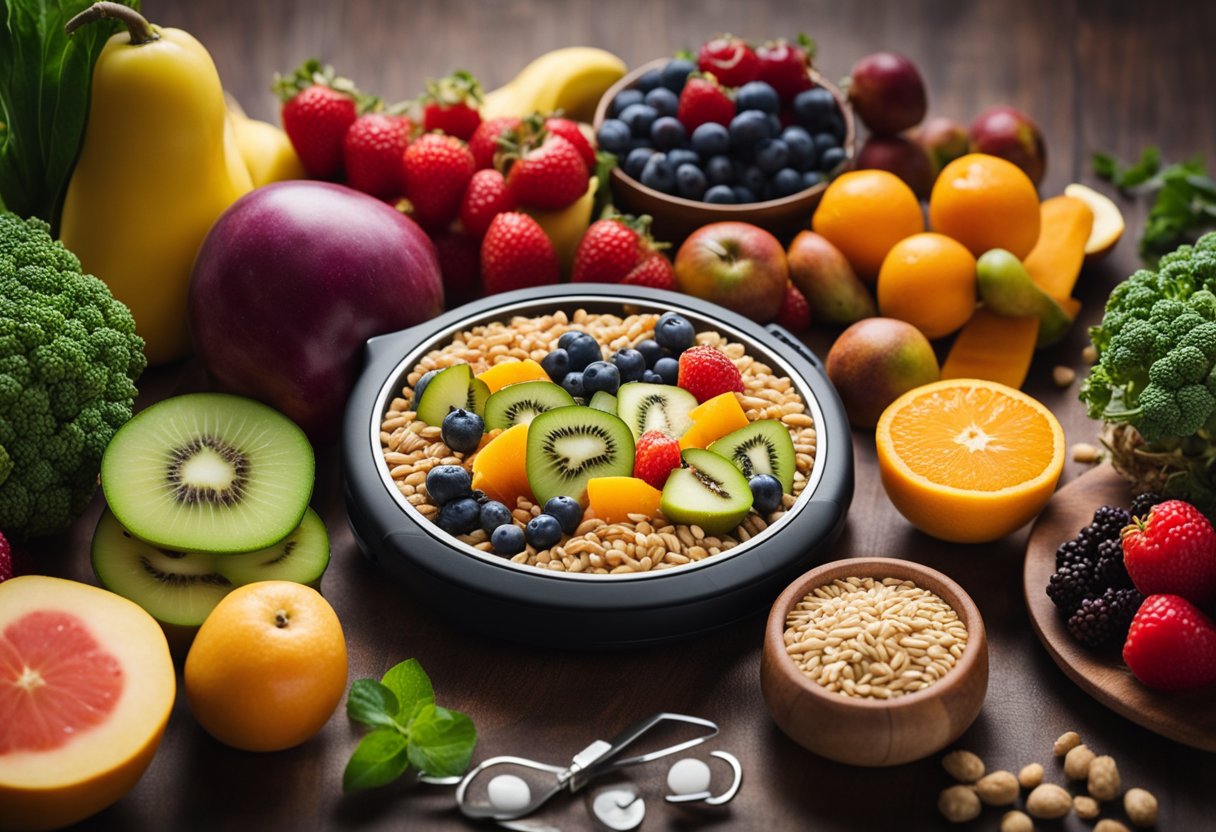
xmin=1023 ymin=465 xmax=1216 ymax=752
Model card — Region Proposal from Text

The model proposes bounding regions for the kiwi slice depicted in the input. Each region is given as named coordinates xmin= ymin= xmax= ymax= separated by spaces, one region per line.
xmin=616 ymin=382 xmax=697 ymax=440
xmin=589 ymin=390 xmax=618 ymax=414
xmin=660 ymin=449 xmax=754 ymax=536
xmin=100 ymin=393 xmax=314 ymax=554
xmin=90 ymin=508 xmax=330 ymax=627
xmin=415 ymin=364 xmax=489 ymax=426
xmin=526 ymin=406 xmax=635 ymax=505
xmin=708 ymin=419 xmax=797 ymax=492
xmin=484 ymin=380 xmax=576 ymax=430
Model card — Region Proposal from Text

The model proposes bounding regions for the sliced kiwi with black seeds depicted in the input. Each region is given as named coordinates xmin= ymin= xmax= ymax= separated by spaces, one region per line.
xmin=588 ymin=390 xmax=618 ymax=414
xmin=90 ymin=507 xmax=330 ymax=627
xmin=415 ymin=364 xmax=489 ymax=426
xmin=708 ymin=419 xmax=797 ymax=492
xmin=484 ymin=380 xmax=576 ymax=430
xmin=100 ymin=393 xmax=314 ymax=554
xmin=525 ymin=406 xmax=635 ymax=505
xmin=616 ymin=382 xmax=697 ymax=440
xmin=660 ymin=448 xmax=754 ymax=536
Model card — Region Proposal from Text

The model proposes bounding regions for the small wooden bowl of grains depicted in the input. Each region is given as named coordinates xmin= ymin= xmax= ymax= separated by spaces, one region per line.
xmin=760 ymin=557 xmax=988 ymax=766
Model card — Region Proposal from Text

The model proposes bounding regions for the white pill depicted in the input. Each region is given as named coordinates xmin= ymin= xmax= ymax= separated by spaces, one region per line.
xmin=487 ymin=774 xmax=532 ymax=813
xmin=666 ymin=758 xmax=711 ymax=795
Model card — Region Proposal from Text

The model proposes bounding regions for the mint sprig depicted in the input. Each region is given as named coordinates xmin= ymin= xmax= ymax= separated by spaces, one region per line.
xmin=342 ymin=659 xmax=476 ymax=791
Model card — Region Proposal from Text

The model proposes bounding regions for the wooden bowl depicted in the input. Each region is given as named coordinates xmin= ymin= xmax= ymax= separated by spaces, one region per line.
xmin=760 ymin=557 xmax=988 ymax=766
xmin=592 ymin=59 xmax=856 ymax=245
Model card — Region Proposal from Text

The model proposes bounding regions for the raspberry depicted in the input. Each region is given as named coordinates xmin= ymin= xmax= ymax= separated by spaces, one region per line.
xmin=676 ymin=345 xmax=744 ymax=404
xmin=1066 ymin=586 xmax=1144 ymax=648
xmin=633 ymin=431 xmax=682 ymax=490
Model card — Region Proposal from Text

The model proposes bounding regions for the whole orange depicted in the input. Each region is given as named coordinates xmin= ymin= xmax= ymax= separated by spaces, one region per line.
xmin=184 ymin=581 xmax=348 ymax=752
xmin=810 ymin=170 xmax=924 ymax=282
xmin=928 ymin=153 xmax=1041 ymax=259
xmin=877 ymin=232 xmax=977 ymax=339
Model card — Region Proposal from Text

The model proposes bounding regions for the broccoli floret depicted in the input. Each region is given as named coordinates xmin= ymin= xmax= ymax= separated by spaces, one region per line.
xmin=0 ymin=213 xmax=145 ymax=537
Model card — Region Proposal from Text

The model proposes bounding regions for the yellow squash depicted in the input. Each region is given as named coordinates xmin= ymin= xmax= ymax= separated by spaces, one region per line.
xmin=60 ymin=3 xmax=252 ymax=365
xmin=227 ymin=96 xmax=307 ymax=187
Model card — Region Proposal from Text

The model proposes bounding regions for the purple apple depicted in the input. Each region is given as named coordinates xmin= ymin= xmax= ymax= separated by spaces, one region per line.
xmin=969 ymin=106 xmax=1047 ymax=186
xmin=856 ymin=135 xmax=935 ymax=199
xmin=848 ymin=52 xmax=927 ymax=136
xmin=189 ymin=181 xmax=443 ymax=440
xmin=915 ymin=116 xmax=969 ymax=174
xmin=673 ymin=222 xmax=788 ymax=322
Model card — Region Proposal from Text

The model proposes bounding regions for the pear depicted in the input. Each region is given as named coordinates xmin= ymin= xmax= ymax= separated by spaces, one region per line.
xmin=975 ymin=248 xmax=1075 ymax=348
xmin=786 ymin=231 xmax=877 ymax=325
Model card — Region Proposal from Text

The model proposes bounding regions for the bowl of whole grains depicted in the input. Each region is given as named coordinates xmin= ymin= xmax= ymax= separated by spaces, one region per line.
xmin=342 ymin=284 xmax=853 ymax=648
xmin=760 ymin=557 xmax=988 ymax=766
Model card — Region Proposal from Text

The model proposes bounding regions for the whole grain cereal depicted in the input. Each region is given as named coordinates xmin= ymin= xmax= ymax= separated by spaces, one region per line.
xmin=378 ymin=308 xmax=818 ymax=576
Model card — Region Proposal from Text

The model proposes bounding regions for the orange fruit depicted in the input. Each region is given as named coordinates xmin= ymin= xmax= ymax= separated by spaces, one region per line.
xmin=184 ymin=581 xmax=347 ymax=752
xmin=875 ymin=378 xmax=1064 ymax=543
xmin=877 ymin=232 xmax=977 ymax=340
xmin=928 ymin=153 xmax=1041 ymax=259
xmin=811 ymin=170 xmax=925 ymax=281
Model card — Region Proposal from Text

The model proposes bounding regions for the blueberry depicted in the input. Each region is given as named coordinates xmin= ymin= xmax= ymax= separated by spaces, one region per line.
xmin=801 ymin=171 xmax=824 ymax=190
xmin=705 ymin=184 xmax=736 ymax=204
xmin=740 ymin=164 xmax=766 ymax=195
xmin=611 ymin=348 xmax=646 ymax=383
xmin=620 ymin=103 xmax=659 ymax=138
xmin=644 ymin=86 xmax=680 ymax=118
xmin=624 ymin=147 xmax=656 ymax=179
xmin=792 ymin=87 xmax=835 ymax=129
xmin=426 ymin=464 xmax=472 ymax=505
xmin=736 ymin=81 xmax=780 ymax=115
xmin=731 ymin=185 xmax=757 ymax=203
xmin=541 ymin=348 xmax=571 ymax=382
xmin=410 ymin=368 xmax=439 ymax=412
xmin=660 ymin=58 xmax=696 ymax=92
xmin=438 ymin=496 xmax=481 ymax=535
xmin=654 ymin=312 xmax=696 ymax=352
xmin=666 ymin=148 xmax=700 ymax=169
xmin=642 ymin=369 xmax=665 ymax=383
xmin=596 ymin=119 xmax=632 ymax=156
xmin=749 ymin=474 xmax=783 ymax=514
xmin=491 ymin=524 xmax=526 ymax=556
xmin=705 ymin=155 xmax=734 ymax=186
xmin=640 ymin=152 xmax=677 ymax=193
xmin=480 ymin=500 xmax=514 ymax=535
xmin=755 ymin=138 xmax=790 ymax=175
xmin=729 ymin=110 xmax=772 ymax=151
xmin=781 ymin=126 xmax=816 ymax=170
xmin=812 ymin=131 xmax=840 ymax=153
xmin=690 ymin=122 xmax=731 ymax=158
xmin=635 ymin=68 xmax=662 ymax=93
xmin=821 ymin=111 xmax=846 ymax=141
xmin=767 ymin=113 xmax=782 ymax=137
xmin=770 ymin=167 xmax=804 ymax=198
xmin=561 ymin=371 xmax=585 ymax=399
xmin=543 ymin=496 xmax=583 ymax=535
xmin=819 ymin=146 xmax=846 ymax=171
xmin=650 ymin=116 xmax=687 ymax=151
xmin=676 ymin=164 xmax=709 ymax=200
xmin=635 ymin=339 xmax=665 ymax=368
xmin=525 ymin=514 xmax=564 ymax=549
xmin=653 ymin=356 xmax=680 ymax=385
xmin=582 ymin=360 xmax=621 ymax=395
xmin=610 ymin=88 xmax=645 ymax=118
xmin=441 ymin=408 xmax=484 ymax=455
xmin=559 ymin=331 xmax=602 ymax=371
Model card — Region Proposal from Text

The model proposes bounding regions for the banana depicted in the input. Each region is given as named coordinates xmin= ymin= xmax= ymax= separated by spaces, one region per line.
xmin=525 ymin=176 xmax=597 ymax=278
xmin=226 ymin=96 xmax=307 ymax=187
xmin=482 ymin=47 xmax=627 ymax=123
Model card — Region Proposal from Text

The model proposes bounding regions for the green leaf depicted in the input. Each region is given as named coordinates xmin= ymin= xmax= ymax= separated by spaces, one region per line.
xmin=381 ymin=659 xmax=434 ymax=722
xmin=406 ymin=704 xmax=477 ymax=778
xmin=342 ymin=729 xmax=411 ymax=791
xmin=1093 ymin=146 xmax=1161 ymax=189
xmin=346 ymin=679 xmax=401 ymax=729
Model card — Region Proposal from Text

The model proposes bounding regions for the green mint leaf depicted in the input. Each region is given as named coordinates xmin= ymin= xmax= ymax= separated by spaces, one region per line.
xmin=406 ymin=704 xmax=477 ymax=778
xmin=1092 ymin=152 xmax=1117 ymax=180
xmin=346 ymin=679 xmax=401 ymax=729
xmin=381 ymin=659 xmax=435 ymax=722
xmin=1094 ymin=146 xmax=1161 ymax=189
xmin=342 ymin=729 xmax=411 ymax=791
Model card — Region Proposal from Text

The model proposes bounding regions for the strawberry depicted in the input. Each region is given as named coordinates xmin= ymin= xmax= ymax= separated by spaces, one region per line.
xmin=756 ymin=37 xmax=814 ymax=102
xmin=274 ymin=60 xmax=363 ymax=179
xmin=481 ymin=212 xmax=560 ymax=295
xmin=504 ymin=133 xmax=589 ymax=211
xmin=421 ymin=70 xmax=483 ymax=141
xmin=622 ymin=255 xmax=676 ymax=290
xmin=775 ymin=282 xmax=811 ymax=332
xmin=459 ymin=169 xmax=517 ymax=238
xmin=1122 ymin=594 xmax=1216 ymax=692
xmin=0 ymin=530 xmax=11 ymax=583
xmin=633 ymin=430 xmax=682 ymax=490
xmin=432 ymin=231 xmax=482 ymax=308
xmin=571 ymin=218 xmax=647 ymax=284
xmin=677 ymin=345 xmax=745 ymax=403
xmin=469 ymin=116 xmax=522 ymax=170
xmin=544 ymin=117 xmax=596 ymax=169
xmin=402 ymin=133 xmax=476 ymax=231
xmin=1122 ymin=500 xmax=1216 ymax=606
xmin=677 ymin=75 xmax=736 ymax=132
xmin=697 ymin=35 xmax=760 ymax=87
xmin=343 ymin=113 xmax=413 ymax=198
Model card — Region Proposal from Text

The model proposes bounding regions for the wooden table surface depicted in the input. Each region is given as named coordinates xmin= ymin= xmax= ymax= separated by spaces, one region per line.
xmin=28 ymin=0 xmax=1216 ymax=829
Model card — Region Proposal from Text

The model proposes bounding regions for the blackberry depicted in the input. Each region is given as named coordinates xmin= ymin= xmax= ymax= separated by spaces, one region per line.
xmin=1047 ymin=559 xmax=1098 ymax=614
xmin=1093 ymin=537 xmax=1133 ymax=589
xmin=1130 ymin=492 xmax=1166 ymax=520
xmin=1055 ymin=537 xmax=1091 ymax=569
xmin=1066 ymin=587 xmax=1144 ymax=648
xmin=1090 ymin=505 xmax=1130 ymax=540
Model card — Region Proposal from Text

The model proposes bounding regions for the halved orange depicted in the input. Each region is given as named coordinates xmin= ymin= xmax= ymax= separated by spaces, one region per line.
xmin=875 ymin=378 xmax=1065 ymax=543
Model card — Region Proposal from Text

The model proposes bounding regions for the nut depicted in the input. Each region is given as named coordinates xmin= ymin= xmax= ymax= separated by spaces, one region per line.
xmin=938 ymin=784 xmax=982 ymax=823
xmin=1064 ymin=743 xmax=1096 ymax=779
xmin=1000 ymin=810 xmax=1034 ymax=832
xmin=1088 ymin=754 xmax=1121 ymax=801
xmin=1095 ymin=821 xmax=1131 ymax=832
xmin=1082 ymin=344 xmax=1099 ymax=364
xmin=1074 ymin=794 xmax=1100 ymax=819
xmin=1072 ymin=442 xmax=1101 ymax=464
xmin=942 ymin=749 xmax=985 ymax=783
xmin=975 ymin=770 xmax=1020 ymax=806
xmin=1018 ymin=762 xmax=1044 ymax=789
xmin=1124 ymin=787 xmax=1158 ymax=827
xmin=1053 ymin=365 xmax=1077 ymax=387
xmin=1053 ymin=730 xmax=1082 ymax=756
xmin=1026 ymin=783 xmax=1072 ymax=820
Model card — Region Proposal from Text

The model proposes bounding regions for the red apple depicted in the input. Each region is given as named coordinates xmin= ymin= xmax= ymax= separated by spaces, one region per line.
xmin=673 ymin=222 xmax=788 ymax=322
xmin=856 ymin=135 xmax=935 ymax=199
xmin=914 ymin=116 xmax=969 ymax=174
xmin=848 ymin=52 xmax=927 ymax=136
xmin=825 ymin=318 xmax=940 ymax=428
xmin=969 ymin=106 xmax=1047 ymax=186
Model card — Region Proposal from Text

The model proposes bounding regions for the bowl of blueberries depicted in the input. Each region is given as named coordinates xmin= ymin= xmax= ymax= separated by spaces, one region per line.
xmin=593 ymin=53 xmax=855 ymax=243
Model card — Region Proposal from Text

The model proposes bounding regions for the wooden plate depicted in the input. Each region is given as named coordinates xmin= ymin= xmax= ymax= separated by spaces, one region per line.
xmin=1024 ymin=465 xmax=1216 ymax=751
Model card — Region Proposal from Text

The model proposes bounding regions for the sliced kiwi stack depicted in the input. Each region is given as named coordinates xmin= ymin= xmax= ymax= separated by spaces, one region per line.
xmin=415 ymin=363 xmax=490 ymax=426
xmin=588 ymin=390 xmax=618 ymax=414
xmin=708 ymin=420 xmax=797 ymax=492
xmin=100 ymin=393 xmax=314 ymax=554
xmin=660 ymin=449 xmax=754 ymax=536
xmin=526 ymin=406 xmax=635 ymax=505
xmin=616 ymin=382 xmax=697 ymax=440
xmin=91 ymin=507 xmax=330 ymax=627
xmin=484 ymin=380 xmax=576 ymax=430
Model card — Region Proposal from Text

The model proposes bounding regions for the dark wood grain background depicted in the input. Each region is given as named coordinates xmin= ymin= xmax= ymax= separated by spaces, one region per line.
xmin=30 ymin=0 xmax=1216 ymax=829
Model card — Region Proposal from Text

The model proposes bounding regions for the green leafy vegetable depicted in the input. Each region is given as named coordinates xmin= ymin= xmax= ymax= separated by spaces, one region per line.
xmin=0 ymin=0 xmax=139 ymax=231
xmin=342 ymin=659 xmax=476 ymax=791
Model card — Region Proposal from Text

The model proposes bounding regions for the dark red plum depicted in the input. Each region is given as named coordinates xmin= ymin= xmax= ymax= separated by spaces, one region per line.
xmin=856 ymin=135 xmax=935 ymax=199
xmin=969 ymin=106 xmax=1047 ymax=186
xmin=847 ymin=52 xmax=927 ymax=136
xmin=915 ymin=116 xmax=969 ymax=174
